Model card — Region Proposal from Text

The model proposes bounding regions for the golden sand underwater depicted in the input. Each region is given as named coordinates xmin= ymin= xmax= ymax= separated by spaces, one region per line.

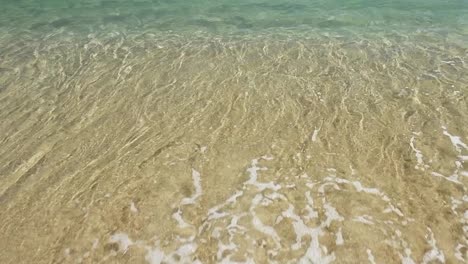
xmin=0 ymin=31 xmax=467 ymax=263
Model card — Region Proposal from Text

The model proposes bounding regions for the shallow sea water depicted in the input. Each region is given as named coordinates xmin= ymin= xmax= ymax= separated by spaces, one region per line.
xmin=0 ymin=1 xmax=467 ymax=263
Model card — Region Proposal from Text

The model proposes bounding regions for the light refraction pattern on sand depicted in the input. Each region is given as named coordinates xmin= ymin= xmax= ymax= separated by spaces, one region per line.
xmin=1 ymin=1 xmax=468 ymax=263
xmin=0 ymin=29 xmax=467 ymax=263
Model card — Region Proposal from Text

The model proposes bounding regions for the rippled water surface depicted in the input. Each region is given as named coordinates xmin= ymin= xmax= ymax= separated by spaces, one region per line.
xmin=0 ymin=1 xmax=467 ymax=263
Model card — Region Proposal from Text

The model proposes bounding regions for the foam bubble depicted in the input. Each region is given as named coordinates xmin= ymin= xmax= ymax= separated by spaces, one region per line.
xmin=335 ymin=228 xmax=344 ymax=245
xmin=130 ymin=201 xmax=138 ymax=213
xmin=311 ymin=128 xmax=320 ymax=142
xmin=181 ymin=169 xmax=202 ymax=205
xmin=442 ymin=126 xmax=468 ymax=152
xmin=422 ymin=228 xmax=445 ymax=264
xmin=109 ymin=233 xmax=133 ymax=253
xmin=367 ymin=249 xmax=376 ymax=264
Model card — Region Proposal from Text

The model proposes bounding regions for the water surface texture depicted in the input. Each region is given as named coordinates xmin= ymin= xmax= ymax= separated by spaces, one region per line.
xmin=0 ymin=1 xmax=467 ymax=263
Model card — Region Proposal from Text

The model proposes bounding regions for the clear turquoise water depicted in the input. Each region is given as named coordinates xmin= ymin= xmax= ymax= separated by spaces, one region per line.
xmin=1 ymin=1 xmax=468 ymax=264
xmin=1 ymin=0 xmax=467 ymax=38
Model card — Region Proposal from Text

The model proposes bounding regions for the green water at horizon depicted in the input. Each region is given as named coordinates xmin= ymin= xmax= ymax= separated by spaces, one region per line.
xmin=1 ymin=0 xmax=468 ymax=38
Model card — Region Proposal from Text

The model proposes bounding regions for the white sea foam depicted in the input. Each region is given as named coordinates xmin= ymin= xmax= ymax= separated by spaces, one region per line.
xmin=367 ymin=249 xmax=376 ymax=264
xmin=145 ymin=247 xmax=165 ymax=264
xmin=281 ymin=204 xmax=336 ymax=264
xmin=245 ymin=159 xmax=281 ymax=191
xmin=352 ymin=181 xmax=382 ymax=196
xmin=282 ymin=205 xmax=310 ymax=250
xmin=311 ymin=127 xmax=320 ymax=142
xmin=200 ymin=146 xmax=207 ymax=153
xmin=304 ymin=191 xmax=318 ymax=220
xmin=454 ymin=243 xmax=466 ymax=262
xmin=324 ymin=175 xmax=404 ymax=217
xmin=92 ymin=239 xmax=99 ymax=249
xmin=172 ymin=208 xmax=190 ymax=228
xmin=104 ymin=154 xmax=446 ymax=263
xmin=400 ymin=248 xmax=416 ymax=264
xmin=130 ymin=201 xmax=138 ymax=213
xmin=207 ymin=190 xmax=244 ymax=221
xmin=422 ymin=228 xmax=445 ymax=264
xmin=261 ymin=155 xmax=274 ymax=160
xmin=250 ymin=194 xmax=281 ymax=248
xmin=442 ymin=126 xmax=468 ymax=152
xmin=109 ymin=233 xmax=133 ymax=253
xmin=181 ymin=169 xmax=202 ymax=205
xmin=410 ymin=135 xmax=427 ymax=170
xmin=354 ymin=215 xmax=374 ymax=225
xmin=335 ymin=228 xmax=344 ymax=245
xmin=431 ymin=171 xmax=462 ymax=185
xmin=323 ymin=202 xmax=344 ymax=227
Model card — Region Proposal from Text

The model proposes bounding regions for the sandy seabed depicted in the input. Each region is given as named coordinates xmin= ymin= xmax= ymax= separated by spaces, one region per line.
xmin=0 ymin=31 xmax=467 ymax=263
